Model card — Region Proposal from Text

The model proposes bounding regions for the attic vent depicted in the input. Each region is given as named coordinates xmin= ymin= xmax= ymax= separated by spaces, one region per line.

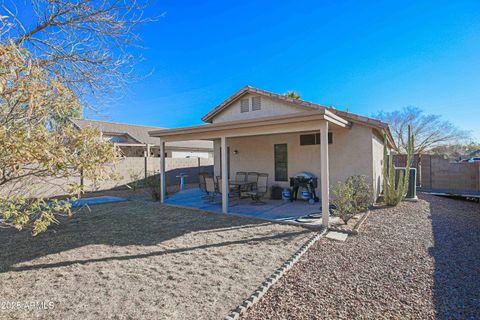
xmin=252 ymin=96 xmax=261 ymax=111
xmin=240 ymin=98 xmax=249 ymax=113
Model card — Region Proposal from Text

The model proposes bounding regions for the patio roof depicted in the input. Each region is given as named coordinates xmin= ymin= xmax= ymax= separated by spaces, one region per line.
xmin=149 ymin=109 xmax=349 ymax=142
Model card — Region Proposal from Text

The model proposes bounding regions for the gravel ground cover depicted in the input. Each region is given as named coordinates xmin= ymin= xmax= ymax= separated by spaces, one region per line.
xmin=247 ymin=194 xmax=480 ymax=319
xmin=0 ymin=201 xmax=313 ymax=320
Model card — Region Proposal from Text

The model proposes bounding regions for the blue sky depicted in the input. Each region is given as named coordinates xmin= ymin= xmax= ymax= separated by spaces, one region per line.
xmin=69 ymin=1 xmax=480 ymax=140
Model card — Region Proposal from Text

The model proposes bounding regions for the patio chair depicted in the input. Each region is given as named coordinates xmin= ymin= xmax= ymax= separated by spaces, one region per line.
xmin=247 ymin=173 xmax=268 ymax=205
xmin=235 ymin=172 xmax=247 ymax=182
xmin=217 ymin=177 xmax=238 ymax=205
xmin=241 ymin=172 xmax=259 ymax=197
xmin=246 ymin=172 xmax=259 ymax=184
xmin=204 ymin=176 xmax=217 ymax=203
xmin=198 ymin=173 xmax=210 ymax=199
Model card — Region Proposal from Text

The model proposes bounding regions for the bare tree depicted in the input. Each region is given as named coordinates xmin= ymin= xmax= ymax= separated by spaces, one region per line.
xmin=374 ymin=106 xmax=470 ymax=154
xmin=0 ymin=0 xmax=157 ymax=107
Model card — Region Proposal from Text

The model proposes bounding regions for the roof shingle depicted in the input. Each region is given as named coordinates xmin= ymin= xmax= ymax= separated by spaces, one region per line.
xmin=70 ymin=119 xmax=213 ymax=150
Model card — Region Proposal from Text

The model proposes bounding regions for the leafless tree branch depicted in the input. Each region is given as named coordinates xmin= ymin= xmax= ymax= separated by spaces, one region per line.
xmin=1 ymin=0 xmax=160 ymax=108
xmin=374 ymin=106 xmax=471 ymax=154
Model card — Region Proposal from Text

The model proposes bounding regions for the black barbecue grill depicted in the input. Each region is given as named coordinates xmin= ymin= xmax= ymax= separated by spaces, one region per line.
xmin=289 ymin=172 xmax=318 ymax=201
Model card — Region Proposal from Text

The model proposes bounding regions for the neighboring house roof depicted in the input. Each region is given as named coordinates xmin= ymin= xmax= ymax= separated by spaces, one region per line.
xmin=70 ymin=118 xmax=213 ymax=150
xmin=200 ymin=85 xmax=395 ymax=147
xmin=468 ymin=149 xmax=480 ymax=158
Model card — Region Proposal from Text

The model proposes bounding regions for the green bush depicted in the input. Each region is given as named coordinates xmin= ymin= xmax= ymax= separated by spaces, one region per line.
xmin=144 ymin=173 xmax=161 ymax=201
xmin=127 ymin=169 xmax=144 ymax=191
xmin=331 ymin=175 xmax=373 ymax=224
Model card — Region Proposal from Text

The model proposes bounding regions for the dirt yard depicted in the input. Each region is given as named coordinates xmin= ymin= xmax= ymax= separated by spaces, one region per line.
xmin=0 ymin=200 xmax=314 ymax=320
xmin=247 ymin=194 xmax=480 ymax=319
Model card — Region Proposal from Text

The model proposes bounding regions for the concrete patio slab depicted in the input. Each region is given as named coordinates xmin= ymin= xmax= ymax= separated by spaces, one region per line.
xmin=325 ymin=231 xmax=348 ymax=242
xmin=70 ymin=196 xmax=128 ymax=208
xmin=165 ymin=188 xmax=322 ymax=222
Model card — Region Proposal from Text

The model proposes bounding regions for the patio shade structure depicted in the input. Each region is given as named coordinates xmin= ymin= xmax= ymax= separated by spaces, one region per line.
xmin=149 ymin=109 xmax=350 ymax=227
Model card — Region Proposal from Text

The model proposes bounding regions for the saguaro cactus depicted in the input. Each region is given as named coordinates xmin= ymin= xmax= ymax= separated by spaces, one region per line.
xmin=383 ymin=125 xmax=414 ymax=206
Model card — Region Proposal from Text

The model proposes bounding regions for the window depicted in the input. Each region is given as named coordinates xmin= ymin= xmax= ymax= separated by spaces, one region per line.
xmin=300 ymin=134 xmax=316 ymax=145
xmin=105 ymin=134 xmax=128 ymax=143
xmin=240 ymin=98 xmax=249 ymax=113
xmin=299 ymin=133 xmax=333 ymax=145
xmin=274 ymin=144 xmax=288 ymax=181
xmin=251 ymin=96 xmax=261 ymax=111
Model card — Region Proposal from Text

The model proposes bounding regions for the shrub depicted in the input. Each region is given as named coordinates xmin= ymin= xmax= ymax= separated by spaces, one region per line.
xmin=349 ymin=175 xmax=373 ymax=213
xmin=127 ymin=169 xmax=144 ymax=191
xmin=331 ymin=175 xmax=373 ymax=224
xmin=0 ymin=42 xmax=119 ymax=235
xmin=144 ymin=173 xmax=161 ymax=201
xmin=331 ymin=183 xmax=355 ymax=224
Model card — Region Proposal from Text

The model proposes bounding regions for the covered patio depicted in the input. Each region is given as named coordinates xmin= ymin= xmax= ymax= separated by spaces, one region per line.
xmin=164 ymin=187 xmax=329 ymax=222
xmin=150 ymin=109 xmax=351 ymax=227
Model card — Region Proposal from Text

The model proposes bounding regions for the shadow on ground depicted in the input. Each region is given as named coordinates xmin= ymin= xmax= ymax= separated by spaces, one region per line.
xmin=0 ymin=200 xmax=308 ymax=273
xmin=428 ymin=196 xmax=480 ymax=319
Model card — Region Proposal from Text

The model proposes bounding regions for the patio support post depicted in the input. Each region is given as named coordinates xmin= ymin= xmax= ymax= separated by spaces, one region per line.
xmin=159 ymin=138 xmax=166 ymax=203
xmin=320 ymin=121 xmax=330 ymax=227
xmin=221 ymin=136 xmax=229 ymax=213
xmin=146 ymin=143 xmax=151 ymax=157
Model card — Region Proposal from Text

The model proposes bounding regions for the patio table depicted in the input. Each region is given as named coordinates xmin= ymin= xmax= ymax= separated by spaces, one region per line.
xmin=229 ymin=180 xmax=257 ymax=199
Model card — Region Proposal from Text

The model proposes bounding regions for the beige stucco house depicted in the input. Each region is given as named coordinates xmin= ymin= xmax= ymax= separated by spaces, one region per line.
xmin=149 ymin=86 xmax=394 ymax=226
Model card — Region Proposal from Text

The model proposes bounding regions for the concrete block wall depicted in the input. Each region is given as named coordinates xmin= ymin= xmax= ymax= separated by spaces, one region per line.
xmin=1 ymin=169 xmax=81 ymax=199
xmin=420 ymin=155 xmax=480 ymax=192
xmin=394 ymin=154 xmax=480 ymax=192
xmin=2 ymin=157 xmax=213 ymax=199
xmin=85 ymin=157 xmax=214 ymax=193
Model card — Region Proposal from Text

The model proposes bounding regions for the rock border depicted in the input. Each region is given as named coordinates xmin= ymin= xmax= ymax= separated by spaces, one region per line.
xmin=351 ymin=209 xmax=371 ymax=234
xmin=328 ymin=210 xmax=371 ymax=235
xmin=224 ymin=228 xmax=327 ymax=320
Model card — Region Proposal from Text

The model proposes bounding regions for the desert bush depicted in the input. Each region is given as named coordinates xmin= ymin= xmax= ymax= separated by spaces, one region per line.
xmin=145 ymin=173 xmax=161 ymax=201
xmin=127 ymin=169 xmax=144 ymax=191
xmin=349 ymin=175 xmax=373 ymax=212
xmin=0 ymin=42 xmax=119 ymax=235
xmin=331 ymin=175 xmax=373 ymax=224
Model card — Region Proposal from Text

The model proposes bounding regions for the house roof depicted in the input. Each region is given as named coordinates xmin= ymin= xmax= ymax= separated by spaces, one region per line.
xmin=202 ymin=86 xmax=388 ymax=127
xmin=70 ymin=118 xmax=213 ymax=150
xmin=150 ymin=110 xmax=350 ymax=139
xmin=468 ymin=149 xmax=480 ymax=157
xmin=200 ymin=85 xmax=395 ymax=147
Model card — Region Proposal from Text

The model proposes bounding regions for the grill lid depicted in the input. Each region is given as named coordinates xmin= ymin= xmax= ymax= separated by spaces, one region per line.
xmin=292 ymin=171 xmax=316 ymax=179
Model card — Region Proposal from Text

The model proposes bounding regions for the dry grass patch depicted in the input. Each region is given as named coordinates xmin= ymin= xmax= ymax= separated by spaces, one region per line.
xmin=0 ymin=200 xmax=313 ymax=320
